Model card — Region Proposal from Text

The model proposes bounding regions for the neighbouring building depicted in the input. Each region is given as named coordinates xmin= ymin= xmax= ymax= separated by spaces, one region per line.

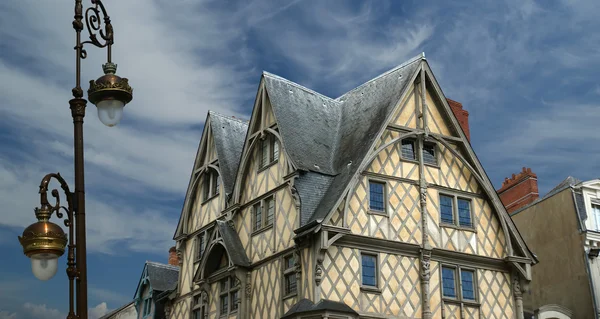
xmin=103 ymin=248 xmax=180 ymax=319
xmin=502 ymin=170 xmax=600 ymax=319
xmin=168 ymin=54 xmax=536 ymax=319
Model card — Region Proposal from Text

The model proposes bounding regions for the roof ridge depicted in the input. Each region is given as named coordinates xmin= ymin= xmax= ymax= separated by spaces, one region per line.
xmin=209 ymin=110 xmax=249 ymax=125
xmin=262 ymin=71 xmax=338 ymax=103
xmin=146 ymin=261 xmax=179 ymax=271
xmin=334 ymin=53 xmax=424 ymax=101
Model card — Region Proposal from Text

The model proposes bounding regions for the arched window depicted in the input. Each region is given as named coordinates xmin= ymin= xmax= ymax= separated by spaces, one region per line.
xmin=204 ymin=244 xmax=229 ymax=278
xmin=202 ymin=169 xmax=220 ymax=201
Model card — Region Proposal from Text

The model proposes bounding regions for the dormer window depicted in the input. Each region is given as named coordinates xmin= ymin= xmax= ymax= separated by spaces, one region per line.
xmin=203 ymin=169 xmax=220 ymax=202
xmin=259 ymin=134 xmax=279 ymax=169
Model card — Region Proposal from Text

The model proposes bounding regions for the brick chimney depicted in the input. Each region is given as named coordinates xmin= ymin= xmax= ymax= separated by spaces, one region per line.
xmin=497 ymin=167 xmax=539 ymax=213
xmin=447 ymin=98 xmax=470 ymax=142
xmin=168 ymin=246 xmax=179 ymax=266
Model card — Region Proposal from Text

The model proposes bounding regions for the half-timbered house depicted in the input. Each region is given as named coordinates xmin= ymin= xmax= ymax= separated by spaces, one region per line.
xmin=167 ymin=54 xmax=536 ymax=319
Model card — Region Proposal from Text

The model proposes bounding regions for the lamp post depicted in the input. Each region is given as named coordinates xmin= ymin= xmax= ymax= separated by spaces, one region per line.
xmin=17 ymin=1 xmax=133 ymax=318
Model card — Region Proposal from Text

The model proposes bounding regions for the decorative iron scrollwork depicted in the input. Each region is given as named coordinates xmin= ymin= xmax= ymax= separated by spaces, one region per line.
xmin=79 ymin=0 xmax=114 ymax=59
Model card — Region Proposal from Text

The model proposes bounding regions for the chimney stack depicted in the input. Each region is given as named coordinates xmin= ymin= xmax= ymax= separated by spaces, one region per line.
xmin=168 ymin=246 xmax=179 ymax=266
xmin=446 ymin=98 xmax=470 ymax=142
xmin=497 ymin=167 xmax=539 ymax=213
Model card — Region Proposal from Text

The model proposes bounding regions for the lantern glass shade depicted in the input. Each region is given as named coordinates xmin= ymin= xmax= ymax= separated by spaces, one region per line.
xmin=97 ymin=99 xmax=125 ymax=127
xmin=31 ymin=253 xmax=59 ymax=281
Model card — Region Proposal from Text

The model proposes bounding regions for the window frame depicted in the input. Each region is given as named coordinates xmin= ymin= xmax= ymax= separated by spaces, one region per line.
xmin=368 ymin=179 xmax=387 ymax=215
xmin=360 ymin=252 xmax=380 ymax=292
xmin=252 ymin=195 xmax=275 ymax=235
xmin=142 ymin=297 xmax=152 ymax=317
xmin=219 ymin=276 xmax=240 ymax=317
xmin=194 ymin=232 xmax=206 ymax=263
xmin=438 ymin=192 xmax=476 ymax=231
xmin=202 ymin=169 xmax=220 ymax=204
xmin=422 ymin=141 xmax=439 ymax=166
xmin=258 ymin=134 xmax=280 ymax=170
xmin=190 ymin=292 xmax=203 ymax=319
xmin=400 ymin=139 xmax=418 ymax=162
xmin=440 ymin=264 xmax=478 ymax=305
xmin=282 ymin=254 xmax=298 ymax=299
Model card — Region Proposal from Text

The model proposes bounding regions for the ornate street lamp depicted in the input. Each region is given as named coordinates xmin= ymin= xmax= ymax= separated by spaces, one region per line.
xmin=17 ymin=1 xmax=133 ymax=318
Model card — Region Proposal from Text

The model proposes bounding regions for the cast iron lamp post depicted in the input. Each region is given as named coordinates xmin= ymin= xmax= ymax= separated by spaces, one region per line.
xmin=17 ymin=1 xmax=133 ymax=318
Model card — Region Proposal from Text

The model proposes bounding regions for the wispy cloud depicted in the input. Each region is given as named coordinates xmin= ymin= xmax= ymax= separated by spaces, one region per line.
xmin=18 ymin=302 xmax=108 ymax=319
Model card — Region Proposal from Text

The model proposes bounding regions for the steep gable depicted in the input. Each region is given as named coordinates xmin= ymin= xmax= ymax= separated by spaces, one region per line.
xmin=173 ymin=113 xmax=248 ymax=239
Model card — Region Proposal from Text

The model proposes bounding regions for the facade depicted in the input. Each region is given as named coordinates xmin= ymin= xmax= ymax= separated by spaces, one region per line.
xmin=169 ymin=54 xmax=536 ymax=319
xmin=504 ymin=173 xmax=600 ymax=318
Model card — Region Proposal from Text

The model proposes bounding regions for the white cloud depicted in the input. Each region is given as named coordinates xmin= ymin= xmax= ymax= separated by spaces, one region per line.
xmin=22 ymin=303 xmax=64 ymax=319
xmin=0 ymin=311 xmax=17 ymax=319
xmin=19 ymin=302 xmax=109 ymax=319
xmin=89 ymin=287 xmax=130 ymax=308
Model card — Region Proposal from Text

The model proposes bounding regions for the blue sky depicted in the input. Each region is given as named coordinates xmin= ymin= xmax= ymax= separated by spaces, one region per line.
xmin=1 ymin=0 xmax=599 ymax=318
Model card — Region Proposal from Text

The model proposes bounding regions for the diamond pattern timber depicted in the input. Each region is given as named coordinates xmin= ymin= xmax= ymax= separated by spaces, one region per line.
xmin=180 ymin=240 xmax=195 ymax=295
xmin=443 ymin=303 xmax=461 ymax=319
xmin=464 ymin=305 xmax=480 ymax=319
xmin=301 ymin=247 xmax=313 ymax=300
xmin=478 ymin=270 xmax=514 ymax=319
xmin=237 ymin=188 xmax=296 ymax=263
xmin=435 ymin=144 xmax=479 ymax=193
xmin=240 ymin=143 xmax=287 ymax=203
xmin=251 ymin=259 xmax=281 ymax=319
xmin=391 ymin=86 xmax=418 ymax=129
xmin=346 ymin=176 xmax=421 ymax=244
xmin=275 ymin=189 xmax=297 ymax=252
xmin=321 ymin=246 xmax=360 ymax=309
xmin=191 ymin=187 xmax=223 ymax=233
xmin=326 ymin=199 xmax=344 ymax=227
xmin=367 ymin=130 xmax=419 ymax=180
xmin=207 ymin=281 xmax=219 ymax=318
xmin=321 ymin=246 xmax=422 ymax=317
xmin=427 ymin=188 xmax=508 ymax=259
xmin=170 ymin=296 xmax=190 ymax=319
xmin=475 ymin=198 xmax=506 ymax=258
xmin=425 ymin=88 xmax=454 ymax=137
xmin=429 ymin=261 xmax=442 ymax=319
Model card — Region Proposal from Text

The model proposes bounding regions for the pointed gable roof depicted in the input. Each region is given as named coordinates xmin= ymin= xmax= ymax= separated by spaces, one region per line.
xmin=209 ymin=112 xmax=248 ymax=195
xmin=134 ymin=261 xmax=179 ymax=300
xmin=262 ymin=55 xmax=423 ymax=225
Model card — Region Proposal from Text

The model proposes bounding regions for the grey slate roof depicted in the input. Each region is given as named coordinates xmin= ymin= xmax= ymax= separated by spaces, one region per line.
xmin=216 ymin=220 xmax=251 ymax=267
xmin=281 ymin=299 xmax=358 ymax=318
xmin=263 ymin=55 xmax=423 ymax=225
xmin=146 ymin=261 xmax=179 ymax=292
xmin=209 ymin=112 xmax=248 ymax=195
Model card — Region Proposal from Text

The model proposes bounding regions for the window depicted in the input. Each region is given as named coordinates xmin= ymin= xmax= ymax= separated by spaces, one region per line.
xmin=253 ymin=196 xmax=275 ymax=232
xmin=593 ymin=203 xmax=600 ymax=231
xmin=203 ymin=169 xmax=220 ymax=202
xmin=142 ymin=297 xmax=152 ymax=316
xmin=461 ymin=269 xmax=476 ymax=301
xmin=441 ymin=266 xmax=456 ymax=298
xmin=400 ymin=139 xmax=436 ymax=165
xmin=219 ymin=276 xmax=239 ymax=316
xmin=191 ymin=294 xmax=202 ymax=319
xmin=401 ymin=139 xmax=416 ymax=160
xmin=259 ymin=134 xmax=279 ymax=169
xmin=440 ymin=195 xmax=454 ymax=224
xmin=369 ymin=181 xmax=386 ymax=212
xmin=266 ymin=197 xmax=275 ymax=226
xmin=283 ymin=254 xmax=297 ymax=296
xmin=422 ymin=142 xmax=437 ymax=165
xmin=439 ymin=194 xmax=474 ymax=229
xmin=442 ymin=266 xmax=477 ymax=303
xmin=195 ymin=233 xmax=205 ymax=261
xmin=457 ymin=198 xmax=472 ymax=227
xmin=361 ymin=253 xmax=378 ymax=287
xmin=253 ymin=202 xmax=262 ymax=231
